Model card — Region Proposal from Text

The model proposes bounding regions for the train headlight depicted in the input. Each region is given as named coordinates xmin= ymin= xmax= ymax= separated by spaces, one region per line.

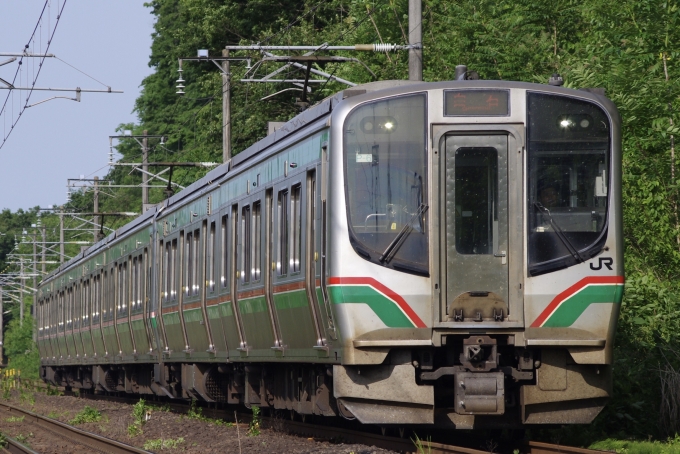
xmin=557 ymin=114 xmax=594 ymax=130
xmin=360 ymin=116 xmax=398 ymax=134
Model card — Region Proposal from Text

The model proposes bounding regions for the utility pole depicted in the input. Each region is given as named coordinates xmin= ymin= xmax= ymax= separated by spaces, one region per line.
xmin=59 ymin=206 xmax=64 ymax=264
xmin=41 ymin=225 xmax=46 ymax=275
xmin=142 ymin=130 xmax=149 ymax=210
xmin=93 ymin=176 xmax=100 ymax=242
xmin=0 ymin=286 xmax=3 ymax=363
xmin=19 ymin=260 xmax=24 ymax=326
xmin=32 ymin=230 xmax=38 ymax=343
xmin=222 ymin=49 xmax=231 ymax=163
xmin=32 ymin=230 xmax=37 ymax=314
xmin=409 ymin=0 xmax=423 ymax=81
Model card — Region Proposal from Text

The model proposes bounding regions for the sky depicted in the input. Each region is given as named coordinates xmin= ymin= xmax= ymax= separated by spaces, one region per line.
xmin=0 ymin=1 xmax=155 ymax=212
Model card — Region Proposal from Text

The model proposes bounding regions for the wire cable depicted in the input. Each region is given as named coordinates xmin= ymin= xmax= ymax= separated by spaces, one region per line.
xmin=54 ymin=56 xmax=110 ymax=89
xmin=0 ymin=0 xmax=68 ymax=151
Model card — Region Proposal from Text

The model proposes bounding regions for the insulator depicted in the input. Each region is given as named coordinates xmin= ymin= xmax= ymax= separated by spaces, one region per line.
xmin=373 ymin=43 xmax=396 ymax=52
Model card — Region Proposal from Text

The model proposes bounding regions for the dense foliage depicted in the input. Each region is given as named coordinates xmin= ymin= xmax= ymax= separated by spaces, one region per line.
xmin=1 ymin=0 xmax=679 ymax=441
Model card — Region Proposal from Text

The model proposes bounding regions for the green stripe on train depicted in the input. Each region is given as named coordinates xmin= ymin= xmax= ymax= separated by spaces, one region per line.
xmin=328 ymin=285 xmax=415 ymax=328
xmin=543 ymin=284 xmax=625 ymax=327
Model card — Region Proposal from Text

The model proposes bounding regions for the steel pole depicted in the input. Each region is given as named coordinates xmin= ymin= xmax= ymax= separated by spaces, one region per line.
xmin=142 ymin=131 xmax=149 ymax=210
xmin=222 ymin=49 xmax=231 ymax=163
xmin=20 ymin=260 xmax=24 ymax=326
xmin=409 ymin=0 xmax=423 ymax=81
xmin=93 ymin=176 xmax=99 ymax=242
xmin=32 ymin=232 xmax=37 ymax=324
xmin=0 ymin=286 xmax=4 ymax=364
xmin=59 ymin=206 xmax=64 ymax=264
xmin=41 ymin=226 xmax=46 ymax=275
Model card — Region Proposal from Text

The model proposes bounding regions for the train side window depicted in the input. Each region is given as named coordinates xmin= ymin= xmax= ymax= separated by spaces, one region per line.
xmin=103 ymin=270 xmax=110 ymax=321
xmin=66 ymin=288 xmax=72 ymax=331
xmin=291 ymin=185 xmax=302 ymax=273
xmin=92 ymin=276 xmax=98 ymax=323
xmin=208 ymin=222 xmax=216 ymax=293
xmin=142 ymin=250 xmax=148 ymax=313
xmin=277 ymin=190 xmax=289 ymax=276
xmin=75 ymin=284 xmax=81 ymax=330
xmin=137 ymin=254 xmax=143 ymax=312
xmin=221 ymin=215 xmax=229 ymax=290
xmin=171 ymin=239 xmax=178 ymax=302
xmin=192 ymin=229 xmax=200 ymax=295
xmin=117 ymin=263 xmax=127 ymax=317
xmin=163 ymin=242 xmax=170 ymax=303
xmin=184 ymin=232 xmax=192 ymax=296
xmin=132 ymin=257 xmax=138 ymax=312
xmin=58 ymin=292 xmax=63 ymax=333
xmin=241 ymin=205 xmax=251 ymax=284
xmin=83 ymin=280 xmax=89 ymax=326
xmin=253 ymin=201 xmax=262 ymax=281
xmin=99 ymin=273 xmax=104 ymax=322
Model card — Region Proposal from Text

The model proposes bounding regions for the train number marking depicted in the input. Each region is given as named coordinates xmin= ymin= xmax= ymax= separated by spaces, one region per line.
xmin=590 ymin=257 xmax=613 ymax=271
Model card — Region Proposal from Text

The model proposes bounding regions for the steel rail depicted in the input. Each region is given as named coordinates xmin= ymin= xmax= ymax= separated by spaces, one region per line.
xmin=2 ymin=435 xmax=38 ymax=454
xmin=524 ymin=441 xmax=608 ymax=454
xmin=0 ymin=401 xmax=149 ymax=454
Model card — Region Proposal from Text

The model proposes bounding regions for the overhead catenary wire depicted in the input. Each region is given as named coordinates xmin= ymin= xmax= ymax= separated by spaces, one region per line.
xmin=0 ymin=0 xmax=68 ymax=150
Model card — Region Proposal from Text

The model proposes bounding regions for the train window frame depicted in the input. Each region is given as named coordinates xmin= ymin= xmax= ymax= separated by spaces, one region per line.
xmin=290 ymin=184 xmax=302 ymax=274
xmin=277 ymin=189 xmax=289 ymax=276
xmin=252 ymin=201 xmax=262 ymax=282
xmin=342 ymin=92 xmax=430 ymax=276
xmin=220 ymin=214 xmax=229 ymax=291
xmin=241 ymin=205 xmax=251 ymax=284
xmin=192 ymin=228 xmax=200 ymax=296
xmin=208 ymin=221 xmax=216 ymax=293
xmin=184 ymin=231 xmax=192 ymax=297
xmin=74 ymin=282 xmax=81 ymax=330
xmin=526 ymin=91 xmax=611 ymax=276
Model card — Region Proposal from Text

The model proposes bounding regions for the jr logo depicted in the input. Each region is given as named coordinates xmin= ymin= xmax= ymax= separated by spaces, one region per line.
xmin=590 ymin=257 xmax=613 ymax=271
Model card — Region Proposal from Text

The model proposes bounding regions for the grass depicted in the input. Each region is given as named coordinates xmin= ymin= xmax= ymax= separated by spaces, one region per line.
xmin=248 ymin=406 xmax=261 ymax=436
xmin=412 ymin=433 xmax=432 ymax=454
xmin=127 ymin=399 xmax=153 ymax=437
xmin=19 ymin=389 xmax=34 ymax=406
xmin=69 ymin=406 xmax=102 ymax=425
xmin=184 ymin=399 xmax=231 ymax=426
xmin=590 ymin=436 xmax=680 ymax=453
xmin=14 ymin=433 xmax=32 ymax=444
xmin=143 ymin=437 xmax=185 ymax=450
xmin=5 ymin=416 xmax=24 ymax=423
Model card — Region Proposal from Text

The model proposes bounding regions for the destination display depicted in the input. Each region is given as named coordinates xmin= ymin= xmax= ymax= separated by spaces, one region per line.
xmin=444 ymin=90 xmax=509 ymax=116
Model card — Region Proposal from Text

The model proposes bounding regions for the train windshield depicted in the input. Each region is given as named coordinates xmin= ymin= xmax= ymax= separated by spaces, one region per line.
xmin=343 ymin=94 xmax=429 ymax=275
xmin=527 ymin=93 xmax=610 ymax=275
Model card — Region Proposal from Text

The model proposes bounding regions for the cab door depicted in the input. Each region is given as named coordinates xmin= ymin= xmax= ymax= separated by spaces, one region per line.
xmin=438 ymin=129 xmax=523 ymax=327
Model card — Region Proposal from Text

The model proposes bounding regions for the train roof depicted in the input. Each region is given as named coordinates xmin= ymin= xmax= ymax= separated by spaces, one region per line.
xmin=40 ymin=80 xmax=420 ymax=284
xmin=40 ymin=79 xmax=617 ymax=286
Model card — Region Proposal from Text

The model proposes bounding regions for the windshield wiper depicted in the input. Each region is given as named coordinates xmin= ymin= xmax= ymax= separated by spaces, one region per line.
xmin=533 ymin=202 xmax=586 ymax=263
xmin=379 ymin=203 xmax=429 ymax=263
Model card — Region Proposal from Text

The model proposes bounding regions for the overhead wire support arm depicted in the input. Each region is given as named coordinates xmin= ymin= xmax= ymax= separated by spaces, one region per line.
xmin=224 ymin=44 xmax=417 ymax=51
xmin=0 ymin=86 xmax=122 ymax=93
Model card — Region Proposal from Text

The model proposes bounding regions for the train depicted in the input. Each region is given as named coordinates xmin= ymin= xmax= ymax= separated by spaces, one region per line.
xmin=37 ymin=75 xmax=623 ymax=429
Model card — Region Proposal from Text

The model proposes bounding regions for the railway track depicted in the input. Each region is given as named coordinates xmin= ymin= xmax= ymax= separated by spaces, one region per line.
xmin=2 ymin=434 xmax=38 ymax=454
xmin=71 ymin=390 xmax=608 ymax=454
xmin=0 ymin=400 xmax=149 ymax=453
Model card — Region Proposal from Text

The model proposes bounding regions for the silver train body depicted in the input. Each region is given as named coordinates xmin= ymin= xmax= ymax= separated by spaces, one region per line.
xmin=37 ymin=80 xmax=623 ymax=428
